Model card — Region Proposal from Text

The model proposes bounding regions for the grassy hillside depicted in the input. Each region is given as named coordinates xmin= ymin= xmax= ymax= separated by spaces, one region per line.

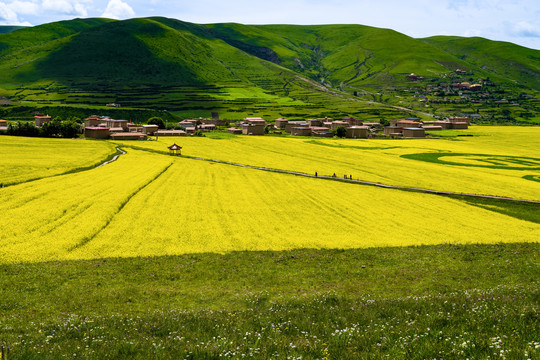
xmin=0 ymin=18 xmax=409 ymax=120
xmin=0 ymin=17 xmax=538 ymax=121
xmin=207 ymin=23 xmax=468 ymax=90
xmin=0 ymin=25 xmax=26 ymax=34
xmin=0 ymin=18 xmax=112 ymax=55
xmin=422 ymin=36 xmax=540 ymax=90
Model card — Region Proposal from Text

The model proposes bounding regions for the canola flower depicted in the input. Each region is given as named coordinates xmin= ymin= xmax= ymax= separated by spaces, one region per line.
xmin=0 ymin=135 xmax=115 ymax=186
xmin=65 ymin=156 xmax=539 ymax=262
xmin=0 ymin=130 xmax=538 ymax=264
xmin=0 ymin=148 xmax=172 ymax=264
xmin=113 ymin=126 xmax=540 ymax=201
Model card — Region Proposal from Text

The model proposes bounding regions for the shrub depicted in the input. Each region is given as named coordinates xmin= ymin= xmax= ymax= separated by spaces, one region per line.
xmin=148 ymin=117 xmax=165 ymax=129
xmin=335 ymin=126 xmax=347 ymax=138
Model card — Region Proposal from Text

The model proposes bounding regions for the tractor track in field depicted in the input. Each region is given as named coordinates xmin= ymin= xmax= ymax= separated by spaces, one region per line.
xmin=68 ymin=162 xmax=173 ymax=252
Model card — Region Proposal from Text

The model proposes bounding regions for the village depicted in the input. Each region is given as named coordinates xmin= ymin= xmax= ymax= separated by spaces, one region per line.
xmin=403 ymin=70 xmax=528 ymax=107
xmin=0 ymin=112 xmax=470 ymax=140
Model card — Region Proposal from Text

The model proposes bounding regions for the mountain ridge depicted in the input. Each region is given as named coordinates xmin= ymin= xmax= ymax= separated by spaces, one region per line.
xmin=0 ymin=17 xmax=538 ymax=122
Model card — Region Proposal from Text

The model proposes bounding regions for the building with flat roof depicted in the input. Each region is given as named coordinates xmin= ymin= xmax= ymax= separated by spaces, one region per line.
xmin=35 ymin=115 xmax=52 ymax=127
xmin=384 ymin=126 xmax=403 ymax=137
xmin=142 ymin=124 xmax=159 ymax=135
xmin=346 ymin=126 xmax=369 ymax=138
xmin=242 ymin=123 xmax=265 ymax=135
xmin=290 ymin=127 xmax=312 ymax=136
xmin=275 ymin=118 xmax=288 ymax=129
xmin=84 ymin=127 xmax=110 ymax=139
xmin=402 ymin=127 xmax=425 ymax=138
xmin=110 ymin=133 xmax=147 ymax=140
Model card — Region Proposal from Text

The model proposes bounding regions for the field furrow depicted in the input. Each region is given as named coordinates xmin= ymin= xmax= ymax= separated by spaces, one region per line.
xmin=0 ymin=149 xmax=173 ymax=263
xmin=59 ymin=156 xmax=539 ymax=262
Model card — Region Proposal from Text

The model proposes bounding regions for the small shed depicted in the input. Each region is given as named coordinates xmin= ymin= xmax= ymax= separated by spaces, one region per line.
xmin=0 ymin=119 xmax=7 ymax=127
xmin=168 ymin=143 xmax=182 ymax=156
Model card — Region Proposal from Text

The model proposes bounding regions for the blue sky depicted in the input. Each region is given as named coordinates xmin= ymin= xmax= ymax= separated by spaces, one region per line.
xmin=0 ymin=0 xmax=539 ymax=49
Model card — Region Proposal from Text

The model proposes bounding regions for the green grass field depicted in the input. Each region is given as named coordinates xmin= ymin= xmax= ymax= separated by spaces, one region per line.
xmin=0 ymin=127 xmax=538 ymax=358
xmin=0 ymin=245 xmax=538 ymax=359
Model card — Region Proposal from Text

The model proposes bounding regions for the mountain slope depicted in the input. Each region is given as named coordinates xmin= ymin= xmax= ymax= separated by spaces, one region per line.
xmin=0 ymin=17 xmax=538 ymax=122
xmin=206 ymin=23 xmax=476 ymax=89
xmin=421 ymin=36 xmax=540 ymax=90
xmin=0 ymin=26 xmax=26 ymax=34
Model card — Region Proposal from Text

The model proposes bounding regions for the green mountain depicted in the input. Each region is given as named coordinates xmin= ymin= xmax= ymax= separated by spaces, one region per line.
xmin=207 ymin=23 xmax=467 ymax=89
xmin=421 ymin=36 xmax=540 ymax=90
xmin=0 ymin=26 xmax=26 ymax=34
xmin=0 ymin=17 xmax=538 ymax=122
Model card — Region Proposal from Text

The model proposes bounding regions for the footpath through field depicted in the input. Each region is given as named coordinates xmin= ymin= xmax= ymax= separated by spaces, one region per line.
xmin=186 ymin=155 xmax=540 ymax=205
xmin=101 ymin=144 xmax=540 ymax=205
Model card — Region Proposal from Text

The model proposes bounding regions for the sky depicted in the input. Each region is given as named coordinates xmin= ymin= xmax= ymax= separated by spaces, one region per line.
xmin=0 ymin=0 xmax=539 ymax=49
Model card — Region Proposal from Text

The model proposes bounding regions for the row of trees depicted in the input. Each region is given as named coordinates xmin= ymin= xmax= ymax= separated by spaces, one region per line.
xmin=1 ymin=120 xmax=81 ymax=138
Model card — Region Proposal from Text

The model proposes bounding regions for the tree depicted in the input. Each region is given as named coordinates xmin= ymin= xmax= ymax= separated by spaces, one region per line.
xmin=148 ymin=117 xmax=165 ymax=129
xmin=379 ymin=118 xmax=390 ymax=126
xmin=59 ymin=121 xmax=81 ymax=138
xmin=335 ymin=126 xmax=347 ymax=138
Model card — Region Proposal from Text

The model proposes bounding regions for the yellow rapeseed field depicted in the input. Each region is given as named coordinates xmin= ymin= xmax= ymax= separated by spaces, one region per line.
xmin=115 ymin=126 xmax=540 ymax=200
xmin=1 ymin=147 xmax=537 ymax=264
xmin=0 ymin=136 xmax=116 ymax=185
xmin=0 ymin=149 xmax=173 ymax=264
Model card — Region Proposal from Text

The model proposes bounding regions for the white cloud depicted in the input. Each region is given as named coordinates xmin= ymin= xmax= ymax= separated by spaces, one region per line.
xmin=0 ymin=2 xmax=20 ymax=23
xmin=0 ymin=1 xmax=31 ymax=24
xmin=42 ymin=0 xmax=88 ymax=16
xmin=512 ymin=21 xmax=540 ymax=38
xmin=101 ymin=0 xmax=134 ymax=20
xmin=8 ymin=1 xmax=40 ymax=15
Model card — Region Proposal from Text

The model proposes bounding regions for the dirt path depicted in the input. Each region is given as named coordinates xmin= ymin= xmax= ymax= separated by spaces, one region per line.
xmin=188 ymin=156 xmax=540 ymax=204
